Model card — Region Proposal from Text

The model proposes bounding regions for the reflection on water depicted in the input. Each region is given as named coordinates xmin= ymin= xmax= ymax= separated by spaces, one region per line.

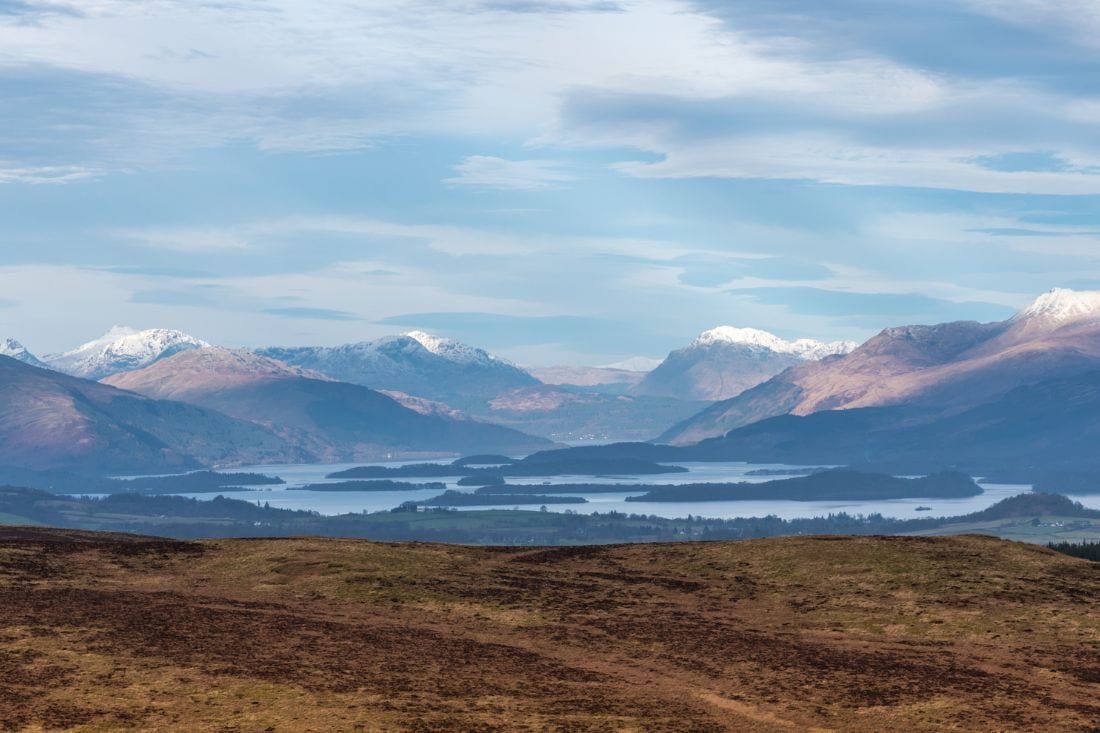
xmin=174 ymin=461 xmax=1100 ymax=521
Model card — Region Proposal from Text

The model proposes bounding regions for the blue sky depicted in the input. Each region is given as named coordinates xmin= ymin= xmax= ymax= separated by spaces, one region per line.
xmin=1 ymin=0 xmax=1099 ymax=365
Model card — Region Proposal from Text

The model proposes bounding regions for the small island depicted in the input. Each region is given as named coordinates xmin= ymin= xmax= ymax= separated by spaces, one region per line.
xmin=116 ymin=471 xmax=285 ymax=494
xmin=329 ymin=456 xmax=688 ymax=480
xmin=298 ymin=480 xmax=446 ymax=492
xmin=417 ymin=490 xmax=588 ymax=507
xmin=624 ymin=470 xmax=981 ymax=502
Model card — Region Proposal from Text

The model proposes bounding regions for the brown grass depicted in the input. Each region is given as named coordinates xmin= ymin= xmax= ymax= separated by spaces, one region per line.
xmin=1 ymin=529 xmax=1098 ymax=732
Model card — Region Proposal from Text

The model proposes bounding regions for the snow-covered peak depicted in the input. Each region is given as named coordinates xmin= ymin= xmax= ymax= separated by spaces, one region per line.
xmin=402 ymin=330 xmax=500 ymax=365
xmin=1016 ymin=288 xmax=1100 ymax=325
xmin=690 ymin=326 xmax=857 ymax=360
xmin=0 ymin=338 xmax=46 ymax=367
xmin=45 ymin=327 xmax=210 ymax=380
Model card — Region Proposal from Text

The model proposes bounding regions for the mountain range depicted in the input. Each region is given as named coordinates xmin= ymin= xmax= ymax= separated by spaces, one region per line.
xmin=258 ymin=331 xmax=708 ymax=441
xmin=11 ymin=288 xmax=1100 ymax=478
xmin=257 ymin=331 xmax=539 ymax=407
xmin=661 ymin=288 xmax=1100 ymax=445
xmin=8 ymin=322 xmax=857 ymax=445
xmin=103 ymin=347 xmax=553 ymax=461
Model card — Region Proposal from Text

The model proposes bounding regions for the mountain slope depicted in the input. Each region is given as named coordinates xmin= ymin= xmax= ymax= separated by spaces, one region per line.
xmin=0 ymin=338 xmax=46 ymax=368
xmin=257 ymin=331 xmax=539 ymax=406
xmin=0 ymin=355 xmax=298 ymax=473
xmin=45 ymin=326 xmax=210 ymax=380
xmin=677 ymin=368 xmax=1100 ymax=476
xmin=662 ymin=289 xmax=1100 ymax=444
xmin=104 ymin=348 xmax=553 ymax=459
xmin=634 ymin=326 xmax=856 ymax=402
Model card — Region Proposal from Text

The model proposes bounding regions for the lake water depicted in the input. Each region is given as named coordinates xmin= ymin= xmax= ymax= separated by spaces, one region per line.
xmin=173 ymin=461 xmax=1100 ymax=521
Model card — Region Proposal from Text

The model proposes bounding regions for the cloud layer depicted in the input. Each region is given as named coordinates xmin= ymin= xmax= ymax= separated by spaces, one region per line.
xmin=0 ymin=1 xmax=1098 ymax=363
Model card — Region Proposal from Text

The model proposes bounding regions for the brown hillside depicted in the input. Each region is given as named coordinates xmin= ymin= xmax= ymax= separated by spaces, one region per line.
xmin=1 ymin=529 xmax=1097 ymax=731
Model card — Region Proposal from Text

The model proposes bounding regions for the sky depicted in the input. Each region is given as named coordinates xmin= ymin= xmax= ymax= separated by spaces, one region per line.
xmin=1 ymin=0 xmax=1099 ymax=366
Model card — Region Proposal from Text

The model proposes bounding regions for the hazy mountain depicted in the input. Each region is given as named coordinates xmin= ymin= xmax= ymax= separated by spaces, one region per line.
xmin=256 ymin=330 xmax=539 ymax=406
xmin=0 ymin=355 xmax=299 ymax=473
xmin=45 ymin=326 xmax=210 ymax=380
xmin=483 ymin=385 xmax=708 ymax=443
xmin=530 ymin=365 xmax=648 ymax=395
xmin=602 ymin=356 xmax=663 ymax=372
xmin=0 ymin=338 xmax=46 ymax=368
xmin=104 ymin=347 xmax=553 ymax=460
xmin=633 ymin=326 xmax=857 ymax=402
xmin=661 ymin=288 xmax=1100 ymax=444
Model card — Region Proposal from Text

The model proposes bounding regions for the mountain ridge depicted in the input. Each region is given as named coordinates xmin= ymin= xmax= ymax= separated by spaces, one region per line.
xmin=661 ymin=288 xmax=1100 ymax=444
xmin=45 ymin=326 xmax=210 ymax=380
xmin=104 ymin=347 xmax=554 ymax=460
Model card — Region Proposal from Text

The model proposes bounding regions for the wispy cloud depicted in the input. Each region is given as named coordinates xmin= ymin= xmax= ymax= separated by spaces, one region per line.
xmin=263 ymin=307 xmax=360 ymax=321
xmin=445 ymin=156 xmax=574 ymax=191
xmin=0 ymin=163 xmax=98 ymax=184
xmin=111 ymin=227 xmax=250 ymax=252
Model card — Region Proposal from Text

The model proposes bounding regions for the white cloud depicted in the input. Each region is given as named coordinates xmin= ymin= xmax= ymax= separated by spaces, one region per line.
xmin=0 ymin=163 xmax=99 ymax=184
xmin=614 ymin=135 xmax=1100 ymax=195
xmin=111 ymin=227 xmax=251 ymax=252
xmin=445 ymin=155 xmax=573 ymax=190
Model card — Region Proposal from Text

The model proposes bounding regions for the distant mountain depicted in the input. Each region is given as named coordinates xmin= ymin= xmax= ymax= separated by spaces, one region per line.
xmin=483 ymin=385 xmax=708 ymax=443
xmin=0 ymin=355 xmax=299 ymax=473
xmin=601 ymin=356 xmax=663 ymax=372
xmin=104 ymin=347 xmax=553 ymax=460
xmin=256 ymin=330 xmax=538 ymax=406
xmin=258 ymin=332 xmax=693 ymax=442
xmin=633 ymin=326 xmax=857 ymax=402
xmin=682 ymin=369 xmax=1100 ymax=477
xmin=525 ymin=366 xmax=1100 ymax=478
xmin=661 ymin=288 xmax=1100 ymax=444
xmin=530 ymin=365 xmax=648 ymax=395
xmin=45 ymin=326 xmax=209 ymax=380
xmin=1 ymin=338 xmax=46 ymax=368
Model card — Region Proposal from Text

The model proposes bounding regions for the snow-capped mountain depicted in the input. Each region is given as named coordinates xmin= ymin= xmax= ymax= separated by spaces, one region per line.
xmin=660 ymin=288 xmax=1100 ymax=444
xmin=0 ymin=338 xmax=47 ymax=368
xmin=632 ymin=326 xmax=858 ymax=402
xmin=690 ymin=326 xmax=857 ymax=360
xmin=402 ymin=330 xmax=502 ymax=365
xmin=44 ymin=326 xmax=210 ymax=380
xmin=256 ymin=331 xmax=538 ymax=406
xmin=1014 ymin=287 xmax=1100 ymax=324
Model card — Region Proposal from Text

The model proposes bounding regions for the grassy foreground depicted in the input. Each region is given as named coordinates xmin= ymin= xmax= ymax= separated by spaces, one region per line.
xmin=1 ymin=528 xmax=1098 ymax=731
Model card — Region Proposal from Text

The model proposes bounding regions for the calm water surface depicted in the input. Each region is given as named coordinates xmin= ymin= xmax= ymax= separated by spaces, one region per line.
xmin=174 ymin=461 xmax=1100 ymax=521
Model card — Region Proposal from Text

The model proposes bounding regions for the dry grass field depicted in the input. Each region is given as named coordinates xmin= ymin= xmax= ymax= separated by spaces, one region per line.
xmin=1 ymin=527 xmax=1098 ymax=732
